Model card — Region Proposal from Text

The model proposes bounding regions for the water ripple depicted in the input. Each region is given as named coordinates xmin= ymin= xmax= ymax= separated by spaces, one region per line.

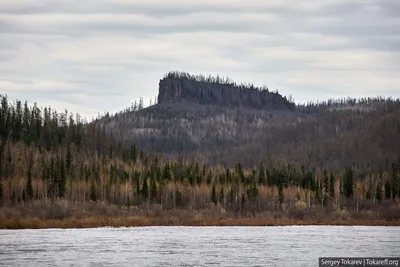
xmin=0 ymin=226 xmax=399 ymax=267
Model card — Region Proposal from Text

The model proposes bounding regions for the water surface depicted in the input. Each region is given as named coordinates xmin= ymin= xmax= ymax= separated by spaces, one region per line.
xmin=0 ymin=226 xmax=399 ymax=266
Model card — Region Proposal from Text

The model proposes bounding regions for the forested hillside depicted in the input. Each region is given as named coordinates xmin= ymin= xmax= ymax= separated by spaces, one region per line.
xmin=158 ymin=71 xmax=296 ymax=111
xmin=1 ymin=72 xmax=400 ymax=227
xmin=104 ymin=72 xmax=400 ymax=173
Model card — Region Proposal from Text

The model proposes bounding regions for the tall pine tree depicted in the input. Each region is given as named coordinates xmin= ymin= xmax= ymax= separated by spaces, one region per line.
xmin=343 ymin=166 xmax=354 ymax=198
xmin=26 ymin=162 xmax=34 ymax=200
xmin=211 ymin=184 xmax=217 ymax=204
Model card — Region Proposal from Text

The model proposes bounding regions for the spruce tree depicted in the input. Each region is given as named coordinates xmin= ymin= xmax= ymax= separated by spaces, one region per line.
xmin=0 ymin=146 xmax=2 ymax=180
xmin=48 ymin=157 xmax=57 ymax=199
xmin=206 ymin=170 xmax=212 ymax=185
xmin=258 ymin=163 xmax=266 ymax=185
xmin=65 ymin=145 xmax=72 ymax=172
xmin=135 ymin=172 xmax=140 ymax=196
xmin=196 ymin=174 xmax=202 ymax=185
xmin=150 ymin=178 xmax=158 ymax=203
xmin=248 ymin=181 xmax=259 ymax=199
xmin=323 ymin=169 xmax=329 ymax=196
xmin=26 ymin=163 xmax=34 ymax=200
xmin=142 ymin=177 xmax=149 ymax=199
xmin=316 ymin=180 xmax=323 ymax=204
xmin=0 ymin=182 xmax=3 ymax=205
xmin=236 ymin=163 xmax=244 ymax=184
xmin=188 ymin=173 xmax=194 ymax=185
xmin=219 ymin=187 xmax=224 ymax=205
xmin=385 ymin=180 xmax=391 ymax=200
xmin=241 ymin=193 xmax=246 ymax=206
xmin=58 ymin=159 xmax=66 ymax=198
xmin=392 ymin=162 xmax=399 ymax=199
xmin=163 ymin=163 xmax=171 ymax=181
xmin=343 ymin=166 xmax=354 ymax=198
xmin=175 ymin=189 xmax=182 ymax=207
xmin=226 ymin=168 xmax=231 ymax=184
xmin=278 ymin=183 xmax=284 ymax=205
xmin=228 ymin=187 xmax=234 ymax=206
xmin=329 ymin=173 xmax=335 ymax=197
xmin=211 ymin=184 xmax=217 ymax=204
xmin=376 ymin=183 xmax=382 ymax=203
xmin=90 ymin=181 xmax=97 ymax=202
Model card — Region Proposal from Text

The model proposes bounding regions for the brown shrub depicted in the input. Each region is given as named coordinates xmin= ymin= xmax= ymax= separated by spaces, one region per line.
xmin=381 ymin=204 xmax=400 ymax=221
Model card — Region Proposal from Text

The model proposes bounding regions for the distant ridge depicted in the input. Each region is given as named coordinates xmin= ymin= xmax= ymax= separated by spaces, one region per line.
xmin=158 ymin=71 xmax=296 ymax=111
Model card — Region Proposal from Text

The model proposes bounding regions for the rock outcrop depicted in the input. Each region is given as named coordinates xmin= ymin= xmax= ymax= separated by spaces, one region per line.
xmin=158 ymin=71 xmax=295 ymax=111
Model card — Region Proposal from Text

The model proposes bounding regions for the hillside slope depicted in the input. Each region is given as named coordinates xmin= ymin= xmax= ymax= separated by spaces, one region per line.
xmin=158 ymin=72 xmax=295 ymax=111
xmin=1 ymin=86 xmax=400 ymax=227
xmin=102 ymin=72 xmax=400 ymax=172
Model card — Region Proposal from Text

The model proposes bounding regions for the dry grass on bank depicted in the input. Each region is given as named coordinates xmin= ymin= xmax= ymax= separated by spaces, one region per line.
xmin=0 ymin=200 xmax=399 ymax=229
xmin=1 ymin=216 xmax=399 ymax=229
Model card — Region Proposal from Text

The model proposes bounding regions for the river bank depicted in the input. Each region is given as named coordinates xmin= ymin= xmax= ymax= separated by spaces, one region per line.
xmin=1 ymin=200 xmax=399 ymax=229
xmin=1 ymin=215 xmax=399 ymax=229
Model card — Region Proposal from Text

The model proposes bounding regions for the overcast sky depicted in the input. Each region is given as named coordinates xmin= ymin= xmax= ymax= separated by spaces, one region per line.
xmin=1 ymin=0 xmax=399 ymax=119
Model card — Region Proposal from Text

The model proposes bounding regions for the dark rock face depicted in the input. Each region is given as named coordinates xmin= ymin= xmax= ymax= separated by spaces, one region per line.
xmin=158 ymin=72 xmax=296 ymax=111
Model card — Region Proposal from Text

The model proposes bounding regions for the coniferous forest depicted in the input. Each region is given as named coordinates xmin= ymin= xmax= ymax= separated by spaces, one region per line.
xmin=1 ymin=72 xmax=400 ymax=228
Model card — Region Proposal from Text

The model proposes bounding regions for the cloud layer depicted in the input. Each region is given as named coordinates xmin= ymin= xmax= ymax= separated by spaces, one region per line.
xmin=1 ymin=0 xmax=399 ymax=118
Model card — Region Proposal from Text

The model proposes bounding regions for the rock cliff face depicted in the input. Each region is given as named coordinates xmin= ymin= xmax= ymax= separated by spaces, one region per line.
xmin=158 ymin=72 xmax=296 ymax=111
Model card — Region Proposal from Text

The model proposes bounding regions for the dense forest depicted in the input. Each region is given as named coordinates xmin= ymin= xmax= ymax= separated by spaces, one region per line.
xmin=0 ymin=72 xmax=400 ymax=227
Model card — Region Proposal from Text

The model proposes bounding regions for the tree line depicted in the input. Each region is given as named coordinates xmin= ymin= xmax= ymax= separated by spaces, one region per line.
xmin=0 ymin=94 xmax=399 ymax=221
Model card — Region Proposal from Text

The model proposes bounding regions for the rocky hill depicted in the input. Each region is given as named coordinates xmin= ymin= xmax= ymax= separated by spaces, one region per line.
xmin=100 ymin=72 xmax=400 ymax=173
xmin=158 ymin=71 xmax=295 ymax=111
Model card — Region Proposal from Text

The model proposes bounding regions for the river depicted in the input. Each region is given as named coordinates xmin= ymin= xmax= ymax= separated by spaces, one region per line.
xmin=0 ymin=226 xmax=399 ymax=266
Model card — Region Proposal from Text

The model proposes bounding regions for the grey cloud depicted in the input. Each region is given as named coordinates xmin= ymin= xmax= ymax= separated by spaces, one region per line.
xmin=0 ymin=0 xmax=399 ymax=118
xmin=1 ymin=11 xmax=398 ymax=53
xmin=1 ymin=0 xmax=398 ymax=19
